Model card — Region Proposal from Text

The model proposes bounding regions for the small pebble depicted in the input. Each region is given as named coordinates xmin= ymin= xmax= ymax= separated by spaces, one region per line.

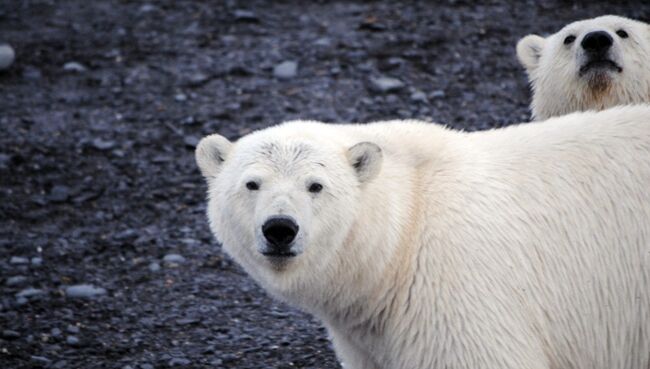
xmin=51 ymin=327 xmax=62 ymax=337
xmin=2 ymin=330 xmax=20 ymax=340
xmin=233 ymin=9 xmax=258 ymax=21
xmin=91 ymin=138 xmax=116 ymax=151
xmin=66 ymin=335 xmax=79 ymax=345
xmin=9 ymin=256 xmax=29 ymax=265
xmin=6 ymin=276 xmax=27 ymax=286
xmin=370 ymin=76 xmax=405 ymax=93
xmin=66 ymin=325 xmax=80 ymax=334
xmin=163 ymin=254 xmax=186 ymax=264
xmin=169 ymin=357 xmax=191 ymax=366
xmin=16 ymin=287 xmax=44 ymax=298
xmin=30 ymin=356 xmax=51 ymax=365
xmin=430 ymin=89 xmax=446 ymax=99
xmin=140 ymin=364 xmax=154 ymax=369
xmin=174 ymin=93 xmax=187 ymax=102
xmin=0 ymin=44 xmax=15 ymax=70
xmin=63 ymin=61 xmax=87 ymax=72
xmin=31 ymin=257 xmax=43 ymax=266
xmin=273 ymin=61 xmax=298 ymax=79
xmin=148 ymin=262 xmax=161 ymax=272
xmin=65 ymin=284 xmax=107 ymax=299
xmin=48 ymin=185 xmax=71 ymax=203
xmin=410 ymin=90 xmax=428 ymax=103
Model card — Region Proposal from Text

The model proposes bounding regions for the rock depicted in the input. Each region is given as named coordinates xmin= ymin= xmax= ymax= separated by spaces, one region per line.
xmin=51 ymin=327 xmax=62 ymax=337
xmin=5 ymin=276 xmax=27 ymax=286
xmin=163 ymin=254 xmax=186 ymax=264
xmin=65 ymin=284 xmax=107 ymax=298
xmin=169 ymin=357 xmax=191 ymax=366
xmin=183 ymin=135 xmax=199 ymax=148
xmin=31 ymin=257 xmax=43 ymax=266
xmin=430 ymin=89 xmax=446 ymax=99
xmin=138 ymin=4 xmax=156 ymax=13
xmin=0 ymin=44 xmax=15 ymax=70
xmin=174 ymin=93 xmax=187 ymax=102
xmin=370 ymin=76 xmax=405 ymax=93
xmin=410 ymin=90 xmax=428 ymax=103
xmin=314 ymin=37 xmax=332 ymax=47
xmin=91 ymin=138 xmax=116 ymax=151
xmin=233 ymin=9 xmax=258 ymax=22
xmin=66 ymin=335 xmax=80 ymax=345
xmin=30 ymin=356 xmax=51 ymax=365
xmin=66 ymin=325 xmax=80 ymax=334
xmin=273 ymin=61 xmax=298 ymax=79
xmin=16 ymin=288 xmax=44 ymax=298
xmin=2 ymin=330 xmax=20 ymax=340
xmin=63 ymin=61 xmax=87 ymax=72
xmin=9 ymin=256 xmax=29 ymax=265
xmin=148 ymin=262 xmax=161 ymax=272
xmin=48 ymin=185 xmax=71 ymax=203
xmin=140 ymin=364 xmax=154 ymax=369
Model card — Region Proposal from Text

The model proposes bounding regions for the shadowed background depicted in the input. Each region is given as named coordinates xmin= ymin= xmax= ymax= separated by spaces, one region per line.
xmin=1 ymin=1 xmax=649 ymax=368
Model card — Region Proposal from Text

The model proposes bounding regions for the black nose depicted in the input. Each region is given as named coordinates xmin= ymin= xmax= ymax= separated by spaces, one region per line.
xmin=581 ymin=31 xmax=613 ymax=54
xmin=262 ymin=216 xmax=299 ymax=249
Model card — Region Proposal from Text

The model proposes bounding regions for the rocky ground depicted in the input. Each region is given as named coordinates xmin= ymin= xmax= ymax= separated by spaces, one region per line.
xmin=1 ymin=1 xmax=648 ymax=368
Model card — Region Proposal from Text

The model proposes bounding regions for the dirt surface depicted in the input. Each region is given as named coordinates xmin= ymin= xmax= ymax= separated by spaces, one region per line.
xmin=1 ymin=1 xmax=648 ymax=368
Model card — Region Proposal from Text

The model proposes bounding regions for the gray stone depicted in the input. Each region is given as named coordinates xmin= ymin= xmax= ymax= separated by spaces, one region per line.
xmin=233 ymin=9 xmax=258 ymax=21
xmin=410 ymin=90 xmax=428 ymax=103
xmin=174 ymin=93 xmax=187 ymax=102
xmin=63 ymin=61 xmax=87 ymax=72
xmin=163 ymin=254 xmax=186 ymax=264
xmin=30 ymin=356 xmax=51 ymax=365
xmin=0 ymin=44 xmax=15 ymax=70
xmin=16 ymin=288 xmax=44 ymax=298
xmin=66 ymin=335 xmax=80 ymax=345
xmin=6 ymin=276 xmax=27 ymax=286
xmin=65 ymin=284 xmax=107 ymax=298
xmin=9 ymin=256 xmax=29 ymax=265
xmin=91 ymin=138 xmax=116 ymax=151
xmin=169 ymin=357 xmax=191 ymax=366
xmin=49 ymin=185 xmax=71 ymax=203
xmin=273 ymin=61 xmax=298 ymax=79
xmin=370 ymin=76 xmax=405 ymax=93
xmin=140 ymin=364 xmax=154 ymax=369
xmin=66 ymin=325 xmax=80 ymax=334
xmin=31 ymin=257 xmax=43 ymax=266
xmin=148 ymin=262 xmax=161 ymax=272
xmin=51 ymin=327 xmax=62 ymax=337
xmin=2 ymin=330 xmax=20 ymax=340
xmin=23 ymin=66 xmax=42 ymax=80
xmin=430 ymin=89 xmax=446 ymax=99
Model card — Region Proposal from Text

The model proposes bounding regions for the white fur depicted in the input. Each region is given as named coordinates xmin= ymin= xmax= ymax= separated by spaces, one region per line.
xmin=196 ymin=105 xmax=650 ymax=369
xmin=517 ymin=15 xmax=650 ymax=120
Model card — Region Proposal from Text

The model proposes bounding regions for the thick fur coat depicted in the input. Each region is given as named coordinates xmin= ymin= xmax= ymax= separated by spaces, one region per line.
xmin=196 ymin=105 xmax=650 ymax=369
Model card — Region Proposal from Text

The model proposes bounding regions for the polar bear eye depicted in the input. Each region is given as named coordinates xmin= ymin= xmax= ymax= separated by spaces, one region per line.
xmin=563 ymin=35 xmax=576 ymax=45
xmin=616 ymin=29 xmax=628 ymax=39
xmin=308 ymin=182 xmax=323 ymax=194
xmin=245 ymin=181 xmax=260 ymax=191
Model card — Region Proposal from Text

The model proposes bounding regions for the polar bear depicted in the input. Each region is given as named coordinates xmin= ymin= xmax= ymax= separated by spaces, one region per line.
xmin=196 ymin=105 xmax=650 ymax=369
xmin=517 ymin=15 xmax=650 ymax=120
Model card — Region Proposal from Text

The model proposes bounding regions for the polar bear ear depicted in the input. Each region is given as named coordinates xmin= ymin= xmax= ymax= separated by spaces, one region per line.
xmin=516 ymin=35 xmax=546 ymax=72
xmin=195 ymin=134 xmax=233 ymax=178
xmin=347 ymin=142 xmax=383 ymax=184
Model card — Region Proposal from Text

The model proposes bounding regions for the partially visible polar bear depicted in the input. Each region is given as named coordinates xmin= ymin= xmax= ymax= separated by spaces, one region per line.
xmin=517 ymin=15 xmax=650 ymax=120
xmin=196 ymin=105 xmax=650 ymax=369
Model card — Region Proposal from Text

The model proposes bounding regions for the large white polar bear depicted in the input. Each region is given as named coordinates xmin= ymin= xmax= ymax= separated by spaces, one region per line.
xmin=517 ymin=15 xmax=650 ymax=120
xmin=196 ymin=105 xmax=650 ymax=369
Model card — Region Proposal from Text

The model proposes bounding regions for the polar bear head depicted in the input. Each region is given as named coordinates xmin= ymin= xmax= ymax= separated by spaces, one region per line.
xmin=517 ymin=15 xmax=650 ymax=120
xmin=195 ymin=122 xmax=382 ymax=300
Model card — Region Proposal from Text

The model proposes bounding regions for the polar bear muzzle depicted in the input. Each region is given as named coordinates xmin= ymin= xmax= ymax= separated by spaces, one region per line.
xmin=261 ymin=215 xmax=300 ymax=258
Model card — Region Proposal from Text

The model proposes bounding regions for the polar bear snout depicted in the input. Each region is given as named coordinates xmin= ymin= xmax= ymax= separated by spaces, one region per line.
xmin=261 ymin=216 xmax=300 ymax=257
xmin=581 ymin=31 xmax=613 ymax=54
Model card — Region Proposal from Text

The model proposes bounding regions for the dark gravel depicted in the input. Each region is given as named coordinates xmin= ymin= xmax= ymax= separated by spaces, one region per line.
xmin=1 ymin=1 xmax=648 ymax=368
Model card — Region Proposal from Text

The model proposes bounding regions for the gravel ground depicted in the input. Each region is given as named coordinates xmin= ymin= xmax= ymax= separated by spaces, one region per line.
xmin=1 ymin=1 xmax=649 ymax=368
